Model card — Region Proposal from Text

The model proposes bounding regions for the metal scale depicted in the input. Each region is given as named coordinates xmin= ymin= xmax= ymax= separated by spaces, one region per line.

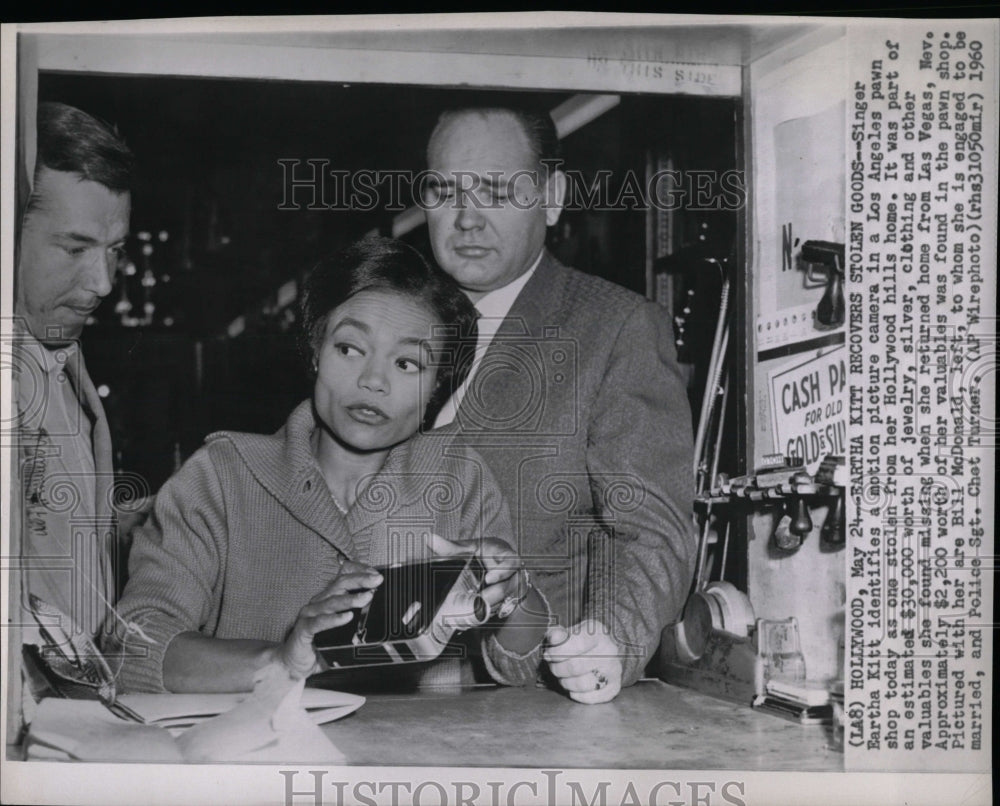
xmin=658 ymin=454 xmax=846 ymax=722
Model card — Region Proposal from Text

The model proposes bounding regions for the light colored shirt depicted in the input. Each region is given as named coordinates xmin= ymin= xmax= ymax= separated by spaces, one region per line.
xmin=433 ymin=252 xmax=542 ymax=428
xmin=15 ymin=327 xmax=112 ymax=639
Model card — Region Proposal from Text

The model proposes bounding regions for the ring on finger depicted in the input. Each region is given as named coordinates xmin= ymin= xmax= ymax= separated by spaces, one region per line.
xmin=591 ymin=668 xmax=608 ymax=691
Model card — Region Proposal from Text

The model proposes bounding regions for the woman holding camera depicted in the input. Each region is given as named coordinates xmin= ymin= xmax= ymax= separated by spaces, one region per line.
xmin=107 ymin=237 xmax=549 ymax=693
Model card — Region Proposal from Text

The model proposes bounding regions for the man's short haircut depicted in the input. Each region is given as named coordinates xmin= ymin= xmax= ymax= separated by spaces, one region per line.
xmin=299 ymin=235 xmax=480 ymax=429
xmin=429 ymin=104 xmax=563 ymax=179
xmin=34 ymin=101 xmax=134 ymax=193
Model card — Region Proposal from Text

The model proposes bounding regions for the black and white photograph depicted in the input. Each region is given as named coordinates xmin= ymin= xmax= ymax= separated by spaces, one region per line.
xmin=0 ymin=12 xmax=995 ymax=806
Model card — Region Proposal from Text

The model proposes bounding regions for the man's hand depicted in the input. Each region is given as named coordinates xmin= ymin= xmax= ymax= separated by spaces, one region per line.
xmin=543 ymin=619 xmax=623 ymax=704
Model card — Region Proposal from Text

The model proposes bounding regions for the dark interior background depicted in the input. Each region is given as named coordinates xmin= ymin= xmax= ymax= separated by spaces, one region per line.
xmin=39 ymin=73 xmax=738 ymax=493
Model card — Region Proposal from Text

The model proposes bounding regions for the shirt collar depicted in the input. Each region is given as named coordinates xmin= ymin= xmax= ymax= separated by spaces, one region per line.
xmin=473 ymin=250 xmax=544 ymax=319
xmin=14 ymin=320 xmax=79 ymax=377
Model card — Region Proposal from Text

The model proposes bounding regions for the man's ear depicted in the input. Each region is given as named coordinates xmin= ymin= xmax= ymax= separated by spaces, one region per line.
xmin=543 ymin=169 xmax=567 ymax=227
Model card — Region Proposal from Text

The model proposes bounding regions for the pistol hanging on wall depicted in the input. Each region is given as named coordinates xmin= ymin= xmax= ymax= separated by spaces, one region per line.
xmin=800 ymin=240 xmax=845 ymax=329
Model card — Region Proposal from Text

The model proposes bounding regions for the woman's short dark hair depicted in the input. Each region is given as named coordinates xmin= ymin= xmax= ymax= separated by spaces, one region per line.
xmin=300 ymin=235 xmax=479 ymax=428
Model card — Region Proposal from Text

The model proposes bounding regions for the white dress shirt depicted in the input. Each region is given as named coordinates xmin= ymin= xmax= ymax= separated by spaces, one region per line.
xmin=434 ymin=252 xmax=542 ymax=428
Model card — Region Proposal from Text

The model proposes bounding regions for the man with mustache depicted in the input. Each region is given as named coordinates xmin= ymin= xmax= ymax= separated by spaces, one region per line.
xmin=423 ymin=105 xmax=697 ymax=703
xmin=13 ymin=101 xmax=133 ymax=642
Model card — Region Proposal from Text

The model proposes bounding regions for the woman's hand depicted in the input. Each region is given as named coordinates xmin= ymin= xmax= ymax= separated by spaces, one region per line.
xmin=423 ymin=533 xmax=548 ymax=662
xmin=424 ymin=533 xmax=523 ymax=614
xmin=473 ymin=537 xmax=524 ymax=614
xmin=271 ymin=560 xmax=383 ymax=679
xmin=543 ymin=620 xmax=624 ymax=704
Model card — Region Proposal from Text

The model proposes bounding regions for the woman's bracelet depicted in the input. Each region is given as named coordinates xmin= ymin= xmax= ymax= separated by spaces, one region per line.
xmin=495 ymin=568 xmax=532 ymax=619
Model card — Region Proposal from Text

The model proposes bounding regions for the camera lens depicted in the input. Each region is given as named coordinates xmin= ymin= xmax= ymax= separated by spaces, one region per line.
xmin=432 ymin=593 xmax=489 ymax=643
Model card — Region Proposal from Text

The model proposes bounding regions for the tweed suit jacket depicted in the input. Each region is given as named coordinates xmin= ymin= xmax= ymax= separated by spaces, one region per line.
xmin=442 ymin=251 xmax=697 ymax=686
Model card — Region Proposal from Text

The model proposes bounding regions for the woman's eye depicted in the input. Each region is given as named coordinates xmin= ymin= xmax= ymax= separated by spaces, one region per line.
xmin=335 ymin=343 xmax=362 ymax=357
xmin=396 ymin=357 xmax=423 ymax=373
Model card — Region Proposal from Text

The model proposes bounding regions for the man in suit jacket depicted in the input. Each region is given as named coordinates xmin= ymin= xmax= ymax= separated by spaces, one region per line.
xmin=12 ymin=102 xmax=133 ymax=644
xmin=423 ymin=105 xmax=697 ymax=703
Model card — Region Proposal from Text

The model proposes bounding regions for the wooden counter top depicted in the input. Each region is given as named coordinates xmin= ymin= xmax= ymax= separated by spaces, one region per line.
xmin=320 ymin=679 xmax=843 ymax=770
